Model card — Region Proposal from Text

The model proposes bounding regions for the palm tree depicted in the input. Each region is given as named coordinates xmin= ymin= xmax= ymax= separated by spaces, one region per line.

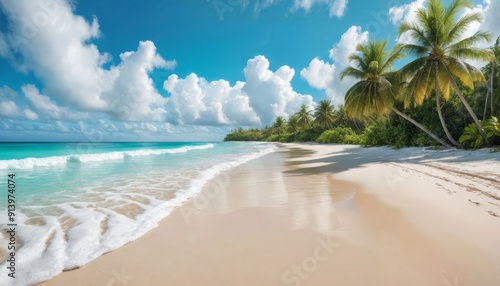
xmin=272 ymin=116 xmax=287 ymax=135
xmin=294 ymin=104 xmax=313 ymax=130
xmin=287 ymin=115 xmax=300 ymax=133
xmin=341 ymin=39 xmax=451 ymax=148
xmin=397 ymin=0 xmax=494 ymax=147
xmin=483 ymin=37 xmax=499 ymax=119
xmin=314 ymin=99 xmax=336 ymax=130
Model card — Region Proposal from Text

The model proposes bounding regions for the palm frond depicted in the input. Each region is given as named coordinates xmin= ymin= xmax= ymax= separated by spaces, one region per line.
xmin=448 ymin=31 xmax=491 ymax=51
xmin=449 ymin=47 xmax=495 ymax=62
xmin=340 ymin=66 xmax=366 ymax=80
xmin=447 ymin=12 xmax=483 ymax=44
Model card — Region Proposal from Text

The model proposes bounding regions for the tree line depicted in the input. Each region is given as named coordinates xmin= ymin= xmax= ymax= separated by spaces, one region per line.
xmin=225 ymin=0 xmax=500 ymax=149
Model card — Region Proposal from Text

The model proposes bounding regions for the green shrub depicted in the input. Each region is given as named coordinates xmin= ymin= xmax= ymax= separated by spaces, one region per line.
xmin=459 ymin=117 xmax=500 ymax=148
xmin=293 ymin=129 xmax=321 ymax=142
xmin=224 ymin=128 xmax=265 ymax=141
xmin=279 ymin=133 xmax=295 ymax=143
xmin=361 ymin=119 xmax=410 ymax=148
xmin=344 ymin=134 xmax=364 ymax=145
xmin=362 ymin=120 xmax=391 ymax=146
xmin=459 ymin=123 xmax=484 ymax=148
xmin=265 ymin=134 xmax=281 ymax=142
xmin=412 ymin=131 xmax=435 ymax=147
xmin=316 ymin=127 xmax=356 ymax=144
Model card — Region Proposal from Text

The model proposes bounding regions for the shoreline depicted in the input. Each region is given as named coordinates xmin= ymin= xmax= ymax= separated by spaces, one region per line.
xmin=41 ymin=143 xmax=500 ymax=285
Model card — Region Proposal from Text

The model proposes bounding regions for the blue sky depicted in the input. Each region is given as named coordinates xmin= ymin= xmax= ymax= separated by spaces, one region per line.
xmin=0 ymin=0 xmax=498 ymax=141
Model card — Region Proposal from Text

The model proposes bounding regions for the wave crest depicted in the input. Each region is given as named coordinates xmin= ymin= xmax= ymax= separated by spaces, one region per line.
xmin=0 ymin=144 xmax=214 ymax=170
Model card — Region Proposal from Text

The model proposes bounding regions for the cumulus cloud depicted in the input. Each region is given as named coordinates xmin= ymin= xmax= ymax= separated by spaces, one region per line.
xmin=164 ymin=74 xmax=261 ymax=126
xmin=243 ymin=56 xmax=315 ymax=125
xmin=301 ymin=26 xmax=368 ymax=105
xmin=0 ymin=0 xmax=175 ymax=122
xmin=165 ymin=55 xmax=314 ymax=126
xmin=103 ymin=41 xmax=173 ymax=121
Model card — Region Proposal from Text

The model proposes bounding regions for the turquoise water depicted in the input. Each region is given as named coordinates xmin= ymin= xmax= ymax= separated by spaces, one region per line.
xmin=0 ymin=142 xmax=276 ymax=286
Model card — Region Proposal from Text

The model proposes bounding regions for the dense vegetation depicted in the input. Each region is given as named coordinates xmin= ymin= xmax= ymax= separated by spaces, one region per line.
xmin=225 ymin=0 xmax=500 ymax=149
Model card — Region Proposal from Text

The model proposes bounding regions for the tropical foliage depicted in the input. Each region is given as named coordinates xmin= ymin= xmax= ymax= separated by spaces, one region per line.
xmin=397 ymin=0 xmax=494 ymax=147
xmin=224 ymin=0 xmax=500 ymax=150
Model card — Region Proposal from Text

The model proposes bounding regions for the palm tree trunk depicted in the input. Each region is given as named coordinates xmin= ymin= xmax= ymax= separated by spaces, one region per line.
xmin=484 ymin=62 xmax=494 ymax=120
xmin=484 ymin=89 xmax=490 ymax=120
xmin=435 ymin=80 xmax=462 ymax=148
xmin=391 ymin=107 xmax=452 ymax=148
xmin=448 ymin=74 xmax=491 ymax=146
xmin=491 ymin=60 xmax=495 ymax=116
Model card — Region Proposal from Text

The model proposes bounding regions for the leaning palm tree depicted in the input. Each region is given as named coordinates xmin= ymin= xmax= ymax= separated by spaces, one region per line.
xmin=397 ymin=0 xmax=495 ymax=147
xmin=483 ymin=37 xmax=499 ymax=119
xmin=314 ymin=99 xmax=336 ymax=130
xmin=294 ymin=104 xmax=313 ymax=130
xmin=341 ymin=39 xmax=451 ymax=148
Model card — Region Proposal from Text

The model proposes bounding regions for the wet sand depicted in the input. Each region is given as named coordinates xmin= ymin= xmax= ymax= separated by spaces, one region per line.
xmin=42 ymin=144 xmax=500 ymax=286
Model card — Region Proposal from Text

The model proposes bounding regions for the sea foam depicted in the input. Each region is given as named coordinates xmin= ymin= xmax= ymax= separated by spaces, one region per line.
xmin=0 ymin=144 xmax=275 ymax=286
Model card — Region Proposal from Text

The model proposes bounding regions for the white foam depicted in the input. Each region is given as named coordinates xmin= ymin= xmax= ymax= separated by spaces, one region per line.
xmin=0 ymin=144 xmax=276 ymax=286
xmin=0 ymin=144 xmax=214 ymax=170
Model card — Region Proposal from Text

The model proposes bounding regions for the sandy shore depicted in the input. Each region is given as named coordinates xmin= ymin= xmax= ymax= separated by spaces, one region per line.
xmin=41 ymin=144 xmax=500 ymax=286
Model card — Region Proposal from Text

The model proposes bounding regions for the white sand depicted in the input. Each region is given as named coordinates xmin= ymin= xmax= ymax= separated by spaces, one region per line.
xmin=41 ymin=144 xmax=500 ymax=286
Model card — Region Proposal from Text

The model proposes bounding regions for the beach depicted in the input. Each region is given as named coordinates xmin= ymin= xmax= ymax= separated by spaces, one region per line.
xmin=41 ymin=143 xmax=500 ymax=286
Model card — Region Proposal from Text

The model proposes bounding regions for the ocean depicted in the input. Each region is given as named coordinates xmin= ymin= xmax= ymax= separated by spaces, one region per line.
xmin=0 ymin=142 xmax=276 ymax=286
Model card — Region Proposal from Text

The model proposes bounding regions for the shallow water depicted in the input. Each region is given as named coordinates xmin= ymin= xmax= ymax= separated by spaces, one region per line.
xmin=0 ymin=142 xmax=276 ymax=286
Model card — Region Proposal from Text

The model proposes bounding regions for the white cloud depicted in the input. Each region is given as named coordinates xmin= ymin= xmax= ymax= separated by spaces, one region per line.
xmin=103 ymin=41 xmax=172 ymax=121
xmin=0 ymin=32 xmax=10 ymax=58
xmin=165 ymin=56 xmax=313 ymax=126
xmin=464 ymin=0 xmax=500 ymax=41
xmin=164 ymin=73 xmax=261 ymax=126
xmin=0 ymin=0 xmax=175 ymax=122
xmin=388 ymin=0 xmax=425 ymax=44
xmin=481 ymin=0 xmax=500 ymax=40
xmin=0 ymin=85 xmax=18 ymax=100
xmin=0 ymin=100 xmax=38 ymax=120
xmin=301 ymin=26 xmax=368 ymax=105
xmin=56 ymin=121 xmax=70 ymax=132
xmin=243 ymin=55 xmax=315 ymax=125
xmin=252 ymin=0 xmax=349 ymax=18
xmin=0 ymin=85 xmax=38 ymax=120
xmin=329 ymin=0 xmax=348 ymax=18
xmin=300 ymin=58 xmax=336 ymax=90
xmin=388 ymin=0 xmax=425 ymax=25
xmin=22 ymin=84 xmax=86 ymax=120
xmin=291 ymin=0 xmax=349 ymax=17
